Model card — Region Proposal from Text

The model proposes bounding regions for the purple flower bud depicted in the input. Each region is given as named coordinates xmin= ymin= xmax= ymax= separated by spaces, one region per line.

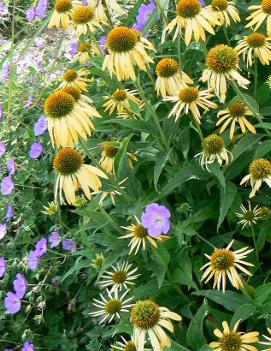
xmin=34 ymin=115 xmax=48 ymax=136
xmin=0 ymin=141 xmax=7 ymax=157
xmin=13 ymin=273 xmax=28 ymax=299
xmin=28 ymin=251 xmax=40 ymax=271
xmin=6 ymin=205 xmax=14 ymax=222
xmin=63 ymin=239 xmax=76 ymax=252
xmin=0 ymin=256 xmax=7 ymax=278
xmin=0 ymin=223 xmax=7 ymax=240
xmin=29 ymin=141 xmax=43 ymax=159
xmin=49 ymin=231 xmax=61 ymax=248
xmin=7 ymin=157 xmax=16 ymax=176
xmin=26 ymin=6 xmax=36 ymax=22
xmin=1 ymin=176 xmax=15 ymax=195
xmin=34 ymin=237 xmax=47 ymax=257
xmin=4 ymin=292 xmax=21 ymax=314
xmin=22 ymin=341 xmax=35 ymax=351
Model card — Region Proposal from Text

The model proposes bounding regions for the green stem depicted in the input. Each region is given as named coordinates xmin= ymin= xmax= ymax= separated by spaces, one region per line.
xmin=251 ymin=224 xmax=260 ymax=268
xmin=200 ymin=40 xmax=208 ymax=57
xmin=102 ymin=0 xmax=114 ymax=28
xmin=196 ymin=232 xmax=216 ymax=249
xmin=222 ymin=23 xmax=231 ymax=46
xmin=178 ymin=33 xmax=182 ymax=69
xmin=254 ymin=59 xmax=258 ymax=99
xmin=193 ymin=119 xmax=204 ymax=141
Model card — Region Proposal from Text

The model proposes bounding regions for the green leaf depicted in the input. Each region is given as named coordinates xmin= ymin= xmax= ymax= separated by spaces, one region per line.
xmin=165 ymin=342 xmax=191 ymax=351
xmin=154 ymin=151 xmax=169 ymax=190
xmin=151 ymin=243 xmax=170 ymax=287
xmin=107 ymin=118 xmax=156 ymax=134
xmin=254 ymin=140 xmax=271 ymax=158
xmin=230 ymin=303 xmax=257 ymax=327
xmin=115 ymin=134 xmax=133 ymax=180
xmin=231 ymin=134 xmax=263 ymax=160
xmin=217 ymin=181 xmax=237 ymax=231
xmin=208 ymin=162 xmax=225 ymax=191
xmin=186 ymin=300 xmax=208 ymax=350
xmin=255 ymin=282 xmax=271 ymax=305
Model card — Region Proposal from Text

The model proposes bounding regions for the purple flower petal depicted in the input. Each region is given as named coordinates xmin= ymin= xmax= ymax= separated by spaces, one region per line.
xmin=22 ymin=341 xmax=35 ymax=351
xmin=49 ymin=231 xmax=61 ymax=248
xmin=28 ymin=251 xmax=40 ymax=271
xmin=34 ymin=115 xmax=48 ymax=136
xmin=63 ymin=239 xmax=76 ymax=252
xmin=29 ymin=141 xmax=43 ymax=159
xmin=0 ymin=141 xmax=7 ymax=157
xmin=0 ymin=223 xmax=7 ymax=240
xmin=1 ymin=176 xmax=15 ymax=195
xmin=13 ymin=273 xmax=28 ymax=299
xmin=26 ymin=6 xmax=36 ymax=21
xmin=4 ymin=292 xmax=21 ymax=314
xmin=6 ymin=205 xmax=14 ymax=221
xmin=141 ymin=203 xmax=171 ymax=237
xmin=0 ymin=256 xmax=7 ymax=278
xmin=34 ymin=237 xmax=47 ymax=257
xmin=7 ymin=157 xmax=16 ymax=176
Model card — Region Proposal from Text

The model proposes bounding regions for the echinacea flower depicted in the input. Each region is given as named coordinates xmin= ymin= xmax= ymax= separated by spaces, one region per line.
xmin=120 ymin=217 xmax=169 ymax=255
xmin=59 ymin=68 xmax=90 ymax=92
xmin=141 ymin=203 xmax=171 ymax=236
xmin=236 ymin=202 xmax=262 ymax=229
xmin=210 ymin=320 xmax=259 ymax=351
xmin=165 ymin=0 xmax=219 ymax=45
xmin=216 ymin=102 xmax=256 ymax=140
xmin=92 ymin=179 xmax=126 ymax=205
xmin=42 ymin=201 xmax=58 ymax=216
xmin=102 ymin=26 xmax=155 ymax=81
xmin=90 ymin=289 xmax=133 ymax=324
xmin=48 ymin=0 xmax=80 ymax=29
xmin=236 ymin=32 xmax=271 ymax=66
xmin=131 ymin=300 xmax=182 ymax=351
xmin=240 ymin=158 xmax=271 ymax=198
xmin=13 ymin=273 xmax=28 ymax=299
xmin=245 ymin=0 xmax=271 ymax=37
xmin=196 ymin=134 xmax=233 ymax=171
xmin=206 ymin=0 xmax=240 ymax=27
xmin=99 ymin=261 xmax=140 ymax=292
xmin=103 ymin=89 xmax=142 ymax=115
xmin=201 ymin=45 xmax=250 ymax=103
xmin=200 ymin=239 xmax=254 ymax=292
xmin=4 ymin=292 xmax=21 ymax=314
xmin=111 ymin=335 xmax=151 ymax=351
xmin=260 ymin=328 xmax=271 ymax=350
xmin=155 ymin=57 xmax=193 ymax=98
xmin=91 ymin=253 xmax=104 ymax=270
xmin=71 ymin=5 xmax=102 ymax=35
xmin=165 ymin=86 xmax=217 ymax=124
xmin=87 ymin=0 xmax=124 ymax=24
xmin=53 ymin=148 xmax=107 ymax=204
xmin=0 ymin=256 xmax=7 ymax=278
xmin=73 ymin=41 xmax=99 ymax=64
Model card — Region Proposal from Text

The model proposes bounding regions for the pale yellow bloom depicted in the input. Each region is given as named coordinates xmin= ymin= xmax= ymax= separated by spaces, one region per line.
xmin=210 ymin=320 xmax=259 ymax=351
xmin=260 ymin=328 xmax=271 ymax=350
xmin=103 ymin=26 xmax=155 ymax=81
xmin=236 ymin=32 xmax=271 ymax=66
xmin=165 ymin=0 xmax=219 ymax=46
xmin=201 ymin=239 xmax=254 ymax=292
xmin=165 ymin=86 xmax=217 ymax=124
xmin=103 ymin=89 xmax=142 ymax=115
xmin=87 ymin=0 xmax=124 ymax=24
xmin=73 ymin=41 xmax=100 ymax=64
xmin=53 ymin=148 xmax=108 ymax=205
xmin=155 ymin=57 xmax=193 ymax=98
xmin=245 ymin=0 xmax=271 ymax=37
xmin=71 ymin=5 xmax=102 ymax=35
xmin=111 ymin=336 xmax=151 ymax=351
xmin=205 ymin=0 xmax=240 ymax=27
xmin=59 ymin=68 xmax=90 ymax=92
xmin=217 ymin=102 xmax=256 ymax=140
xmin=236 ymin=202 xmax=262 ymax=229
xmin=48 ymin=0 xmax=81 ymax=29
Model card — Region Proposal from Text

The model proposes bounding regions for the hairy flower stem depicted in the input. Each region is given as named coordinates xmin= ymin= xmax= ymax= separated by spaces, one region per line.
xmin=193 ymin=119 xmax=204 ymax=141
xmin=251 ymin=224 xmax=260 ymax=270
xmin=254 ymin=59 xmax=258 ymax=99
xmin=223 ymin=23 xmax=231 ymax=46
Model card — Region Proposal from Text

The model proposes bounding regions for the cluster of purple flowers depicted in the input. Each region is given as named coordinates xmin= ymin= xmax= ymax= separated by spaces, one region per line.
xmin=26 ymin=0 xmax=48 ymax=22
xmin=29 ymin=115 xmax=47 ymax=159
xmin=133 ymin=1 xmax=156 ymax=32
xmin=141 ymin=203 xmax=171 ymax=236
xmin=4 ymin=273 xmax=28 ymax=314
xmin=4 ymin=341 xmax=35 ymax=351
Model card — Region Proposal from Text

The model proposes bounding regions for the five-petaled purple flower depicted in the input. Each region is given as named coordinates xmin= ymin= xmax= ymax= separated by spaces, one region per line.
xmin=7 ymin=157 xmax=16 ymax=175
xmin=13 ymin=273 xmax=28 ymax=299
xmin=1 ymin=176 xmax=15 ymax=195
xmin=49 ymin=231 xmax=61 ymax=248
xmin=0 ymin=223 xmax=7 ymax=240
xmin=63 ymin=239 xmax=76 ymax=252
xmin=22 ymin=341 xmax=35 ymax=351
xmin=29 ymin=141 xmax=43 ymax=159
xmin=4 ymin=292 xmax=21 ymax=314
xmin=141 ymin=203 xmax=171 ymax=237
xmin=28 ymin=251 xmax=40 ymax=271
xmin=34 ymin=237 xmax=47 ymax=257
xmin=0 ymin=256 xmax=7 ymax=278
xmin=0 ymin=141 xmax=7 ymax=157
xmin=34 ymin=115 xmax=48 ymax=136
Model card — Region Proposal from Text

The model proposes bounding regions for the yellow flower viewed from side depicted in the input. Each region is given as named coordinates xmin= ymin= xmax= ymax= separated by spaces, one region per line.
xmin=200 ymin=239 xmax=254 ymax=292
xmin=87 ymin=0 xmax=124 ymax=24
xmin=103 ymin=89 xmax=142 ymax=115
xmin=119 ymin=217 xmax=169 ymax=255
xmin=210 ymin=320 xmax=259 ymax=351
xmin=206 ymin=0 xmax=240 ymax=27
xmin=131 ymin=300 xmax=182 ymax=351
xmin=246 ymin=0 xmax=271 ymax=37
xmin=53 ymin=148 xmax=108 ymax=204
xmin=201 ymin=44 xmax=250 ymax=103
xmin=165 ymin=86 xmax=217 ymax=124
xmin=240 ymin=159 xmax=271 ymax=198
xmin=102 ymin=26 xmax=155 ymax=81
xmin=217 ymin=102 xmax=256 ymax=140
xmin=260 ymin=328 xmax=271 ymax=350
xmin=165 ymin=0 xmax=219 ymax=45
xmin=71 ymin=5 xmax=102 ymax=35
xmin=73 ymin=41 xmax=100 ymax=64
xmin=236 ymin=32 xmax=271 ymax=66
xmin=59 ymin=68 xmax=90 ymax=92
xmin=155 ymin=57 xmax=193 ymax=98
xmin=48 ymin=0 xmax=80 ymax=29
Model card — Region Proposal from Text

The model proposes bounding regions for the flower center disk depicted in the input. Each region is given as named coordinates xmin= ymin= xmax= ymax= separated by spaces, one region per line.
xmin=206 ymin=45 xmax=239 ymax=73
xmin=203 ymin=134 xmax=224 ymax=154
xmin=112 ymin=270 xmax=128 ymax=284
xmin=105 ymin=299 xmax=122 ymax=314
xmin=124 ymin=341 xmax=137 ymax=351
xmin=60 ymin=86 xmax=81 ymax=101
xmin=134 ymin=225 xmax=148 ymax=238
xmin=107 ymin=27 xmax=139 ymax=52
xmin=79 ymin=42 xmax=92 ymax=52
xmin=177 ymin=0 xmax=202 ymax=18
xmin=211 ymin=249 xmax=235 ymax=270
xmin=246 ymin=32 xmax=266 ymax=47
xmin=179 ymin=87 xmax=199 ymax=103
xmin=262 ymin=0 xmax=271 ymax=14
xmin=131 ymin=300 xmax=160 ymax=329
xmin=64 ymin=69 xmax=78 ymax=82
xmin=249 ymin=159 xmax=271 ymax=180
xmin=211 ymin=0 xmax=228 ymax=11
xmin=228 ymin=102 xmax=246 ymax=117
xmin=53 ymin=148 xmax=83 ymax=175
xmin=45 ymin=91 xmax=75 ymax=119
xmin=72 ymin=5 xmax=95 ymax=24
xmin=113 ymin=89 xmax=128 ymax=101
xmin=156 ymin=58 xmax=179 ymax=78
xmin=103 ymin=146 xmax=118 ymax=158
xmin=220 ymin=333 xmax=242 ymax=351
xmin=55 ymin=0 xmax=72 ymax=13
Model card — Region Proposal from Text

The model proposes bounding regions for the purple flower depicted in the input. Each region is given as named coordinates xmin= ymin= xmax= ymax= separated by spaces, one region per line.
xmin=29 ymin=141 xmax=43 ymax=159
xmin=4 ymin=349 xmax=13 ymax=351
xmin=1 ymin=176 xmax=15 ymax=195
xmin=36 ymin=0 xmax=48 ymax=19
xmin=99 ymin=36 xmax=107 ymax=52
xmin=7 ymin=157 xmax=16 ymax=175
xmin=34 ymin=237 xmax=47 ymax=257
xmin=2 ymin=62 xmax=10 ymax=81
xmin=34 ymin=115 xmax=48 ymax=136
xmin=0 ymin=256 xmax=7 ymax=278
xmin=141 ymin=203 xmax=171 ymax=236
xmin=70 ymin=42 xmax=78 ymax=55
xmin=6 ymin=205 xmax=14 ymax=221
xmin=24 ymin=96 xmax=34 ymax=109
xmin=136 ymin=1 xmax=156 ymax=26
xmin=13 ymin=273 xmax=28 ymax=299
xmin=199 ymin=0 xmax=205 ymax=6
xmin=26 ymin=6 xmax=36 ymax=21
xmin=4 ymin=292 xmax=21 ymax=314
xmin=28 ymin=251 xmax=40 ymax=271
xmin=49 ymin=231 xmax=61 ymax=248
xmin=0 ymin=224 xmax=7 ymax=240
xmin=0 ymin=104 xmax=3 ymax=119
xmin=0 ymin=141 xmax=7 ymax=157
xmin=63 ymin=239 xmax=76 ymax=252
xmin=22 ymin=341 xmax=35 ymax=351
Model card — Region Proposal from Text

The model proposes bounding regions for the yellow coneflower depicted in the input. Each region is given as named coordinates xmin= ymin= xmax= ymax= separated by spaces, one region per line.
xmin=236 ymin=202 xmax=262 ymax=229
xmin=102 ymin=26 xmax=155 ymax=81
xmin=200 ymin=239 xmax=254 ymax=292
xmin=210 ymin=320 xmax=259 ymax=351
xmin=165 ymin=0 xmax=219 ymax=46
xmin=100 ymin=142 xmax=137 ymax=175
xmin=48 ymin=0 xmax=80 ymax=29
xmin=260 ymin=328 xmax=271 ymax=350
xmin=111 ymin=336 xmax=151 ymax=351
xmin=240 ymin=158 xmax=271 ymax=198
xmin=206 ymin=0 xmax=240 ymax=27
xmin=165 ymin=86 xmax=217 ymax=124
xmin=246 ymin=0 xmax=271 ymax=37
xmin=91 ymin=253 xmax=104 ymax=270
xmin=103 ymin=89 xmax=143 ymax=115
xmin=42 ymin=201 xmax=58 ymax=216
xmin=155 ymin=57 xmax=193 ymax=98
xmin=195 ymin=134 xmax=233 ymax=171
xmin=216 ymin=102 xmax=256 ymax=140
xmin=92 ymin=179 xmax=126 ymax=206
xmin=44 ymin=88 xmax=100 ymax=147
xmin=131 ymin=300 xmax=182 ymax=351
xmin=71 ymin=5 xmax=102 ymax=35
xmin=201 ymin=44 xmax=250 ymax=103
xmin=53 ymin=148 xmax=107 ymax=205
xmin=59 ymin=68 xmax=90 ymax=92
xmin=236 ymin=32 xmax=271 ymax=66
xmin=87 ymin=0 xmax=124 ymax=24
xmin=119 ymin=217 xmax=169 ymax=255
xmin=73 ymin=41 xmax=99 ymax=64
